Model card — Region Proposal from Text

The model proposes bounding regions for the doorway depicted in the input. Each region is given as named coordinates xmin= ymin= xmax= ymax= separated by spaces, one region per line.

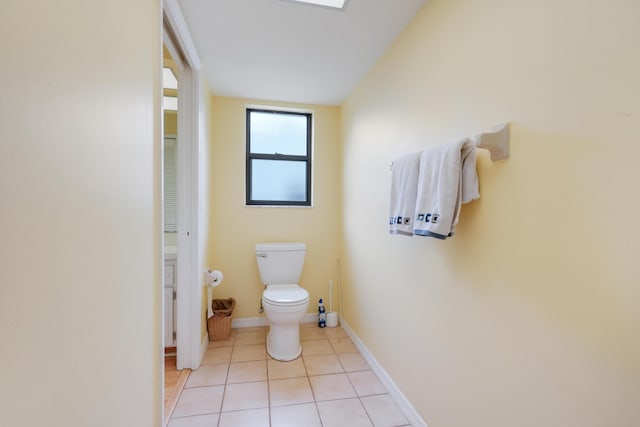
xmin=162 ymin=40 xmax=186 ymax=422
xmin=162 ymin=4 xmax=204 ymax=422
xmin=163 ymin=46 xmax=178 ymax=353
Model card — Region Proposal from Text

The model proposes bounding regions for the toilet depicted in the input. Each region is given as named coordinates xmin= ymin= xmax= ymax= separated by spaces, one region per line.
xmin=255 ymin=242 xmax=309 ymax=361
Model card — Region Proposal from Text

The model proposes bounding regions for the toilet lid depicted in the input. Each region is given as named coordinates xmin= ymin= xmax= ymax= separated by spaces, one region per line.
xmin=263 ymin=284 xmax=309 ymax=305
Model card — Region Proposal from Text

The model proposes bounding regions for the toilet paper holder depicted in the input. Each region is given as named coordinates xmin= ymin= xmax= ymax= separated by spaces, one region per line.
xmin=205 ymin=269 xmax=224 ymax=319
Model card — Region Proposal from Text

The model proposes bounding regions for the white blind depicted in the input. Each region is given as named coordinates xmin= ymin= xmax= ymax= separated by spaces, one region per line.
xmin=164 ymin=137 xmax=177 ymax=232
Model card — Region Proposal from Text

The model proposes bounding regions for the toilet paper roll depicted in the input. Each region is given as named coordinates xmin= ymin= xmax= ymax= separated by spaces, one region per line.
xmin=205 ymin=269 xmax=224 ymax=287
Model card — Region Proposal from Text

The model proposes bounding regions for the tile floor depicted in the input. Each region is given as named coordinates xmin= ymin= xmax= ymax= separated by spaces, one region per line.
xmin=168 ymin=324 xmax=411 ymax=427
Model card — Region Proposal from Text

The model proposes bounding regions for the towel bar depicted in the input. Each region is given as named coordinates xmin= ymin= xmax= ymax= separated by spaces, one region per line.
xmin=474 ymin=122 xmax=510 ymax=161
xmin=388 ymin=121 xmax=510 ymax=170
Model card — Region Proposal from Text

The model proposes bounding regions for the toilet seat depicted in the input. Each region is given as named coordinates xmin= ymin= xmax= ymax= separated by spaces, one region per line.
xmin=263 ymin=284 xmax=309 ymax=307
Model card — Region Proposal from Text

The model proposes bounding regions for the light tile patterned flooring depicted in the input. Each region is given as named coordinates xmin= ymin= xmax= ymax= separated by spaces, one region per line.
xmin=167 ymin=323 xmax=411 ymax=427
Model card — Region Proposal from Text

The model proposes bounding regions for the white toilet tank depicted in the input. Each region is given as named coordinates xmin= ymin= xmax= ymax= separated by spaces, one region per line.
xmin=255 ymin=242 xmax=306 ymax=285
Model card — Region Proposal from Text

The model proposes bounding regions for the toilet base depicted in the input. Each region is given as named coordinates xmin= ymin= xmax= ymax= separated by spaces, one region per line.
xmin=266 ymin=323 xmax=303 ymax=361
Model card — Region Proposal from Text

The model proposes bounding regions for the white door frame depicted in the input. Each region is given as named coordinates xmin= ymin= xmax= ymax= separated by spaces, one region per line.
xmin=163 ymin=0 xmax=203 ymax=370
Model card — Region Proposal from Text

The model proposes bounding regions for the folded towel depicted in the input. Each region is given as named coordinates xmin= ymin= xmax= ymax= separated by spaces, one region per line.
xmin=389 ymin=151 xmax=422 ymax=236
xmin=413 ymin=138 xmax=479 ymax=239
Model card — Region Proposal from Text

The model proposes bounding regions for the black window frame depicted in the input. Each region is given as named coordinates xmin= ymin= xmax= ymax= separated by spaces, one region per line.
xmin=246 ymin=108 xmax=312 ymax=206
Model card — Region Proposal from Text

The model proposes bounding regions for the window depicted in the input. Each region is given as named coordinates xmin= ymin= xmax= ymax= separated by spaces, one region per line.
xmin=246 ymin=108 xmax=312 ymax=206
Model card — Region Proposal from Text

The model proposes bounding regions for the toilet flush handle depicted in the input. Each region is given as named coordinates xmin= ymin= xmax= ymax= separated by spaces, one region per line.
xmin=256 ymin=252 xmax=268 ymax=258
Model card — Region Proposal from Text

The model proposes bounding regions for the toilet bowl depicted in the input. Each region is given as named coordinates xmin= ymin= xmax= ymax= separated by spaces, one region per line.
xmin=255 ymin=243 xmax=309 ymax=361
xmin=262 ymin=284 xmax=309 ymax=361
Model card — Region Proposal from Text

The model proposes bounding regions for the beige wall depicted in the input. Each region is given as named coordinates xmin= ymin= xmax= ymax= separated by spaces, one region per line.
xmin=208 ymin=96 xmax=340 ymax=319
xmin=340 ymin=0 xmax=640 ymax=426
xmin=0 ymin=1 xmax=161 ymax=426
xmin=165 ymin=111 xmax=178 ymax=135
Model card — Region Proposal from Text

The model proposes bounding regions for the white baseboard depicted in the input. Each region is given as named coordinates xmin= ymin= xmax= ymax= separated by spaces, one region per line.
xmin=231 ymin=313 xmax=319 ymax=329
xmin=200 ymin=333 xmax=208 ymax=363
xmin=231 ymin=316 xmax=268 ymax=328
xmin=302 ymin=313 xmax=319 ymax=324
xmin=341 ymin=319 xmax=428 ymax=427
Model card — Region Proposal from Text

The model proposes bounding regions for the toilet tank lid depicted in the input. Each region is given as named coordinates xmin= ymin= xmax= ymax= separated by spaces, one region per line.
xmin=255 ymin=242 xmax=306 ymax=252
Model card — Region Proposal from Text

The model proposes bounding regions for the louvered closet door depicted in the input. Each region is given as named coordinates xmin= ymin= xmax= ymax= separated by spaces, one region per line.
xmin=164 ymin=136 xmax=177 ymax=233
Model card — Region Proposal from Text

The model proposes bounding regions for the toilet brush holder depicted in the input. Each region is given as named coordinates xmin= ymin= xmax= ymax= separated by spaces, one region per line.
xmin=326 ymin=311 xmax=338 ymax=328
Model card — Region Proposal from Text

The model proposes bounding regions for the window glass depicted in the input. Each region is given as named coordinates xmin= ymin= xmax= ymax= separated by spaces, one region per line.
xmin=250 ymin=160 xmax=307 ymax=202
xmin=249 ymin=110 xmax=308 ymax=155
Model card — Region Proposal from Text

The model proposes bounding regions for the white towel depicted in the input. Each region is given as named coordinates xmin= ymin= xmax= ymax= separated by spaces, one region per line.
xmin=389 ymin=151 xmax=422 ymax=236
xmin=413 ymin=138 xmax=479 ymax=239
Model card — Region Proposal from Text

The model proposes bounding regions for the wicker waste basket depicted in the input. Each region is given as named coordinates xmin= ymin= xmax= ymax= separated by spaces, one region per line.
xmin=207 ymin=298 xmax=235 ymax=341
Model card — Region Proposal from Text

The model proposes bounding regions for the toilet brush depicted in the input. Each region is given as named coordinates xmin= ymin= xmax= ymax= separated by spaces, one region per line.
xmin=326 ymin=280 xmax=338 ymax=327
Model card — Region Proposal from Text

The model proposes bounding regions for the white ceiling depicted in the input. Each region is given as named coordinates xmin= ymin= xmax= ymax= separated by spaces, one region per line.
xmin=176 ymin=0 xmax=426 ymax=106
